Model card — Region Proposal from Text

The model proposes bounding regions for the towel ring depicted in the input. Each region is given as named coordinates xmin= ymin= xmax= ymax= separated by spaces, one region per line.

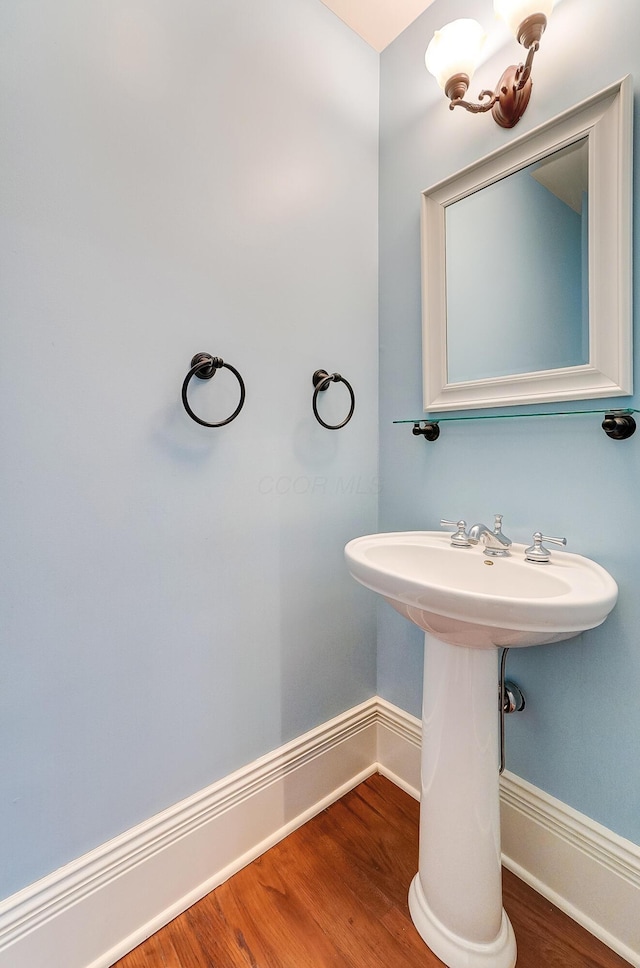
xmin=312 ymin=369 xmax=355 ymax=430
xmin=182 ymin=353 xmax=246 ymax=427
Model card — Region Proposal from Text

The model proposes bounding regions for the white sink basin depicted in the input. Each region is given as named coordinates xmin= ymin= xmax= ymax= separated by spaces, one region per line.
xmin=345 ymin=530 xmax=618 ymax=649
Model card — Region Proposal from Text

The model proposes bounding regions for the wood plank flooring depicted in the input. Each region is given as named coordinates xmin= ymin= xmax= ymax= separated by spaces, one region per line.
xmin=114 ymin=774 xmax=631 ymax=968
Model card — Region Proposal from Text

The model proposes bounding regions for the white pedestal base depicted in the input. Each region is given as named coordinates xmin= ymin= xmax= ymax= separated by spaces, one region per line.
xmin=409 ymin=633 xmax=517 ymax=968
xmin=409 ymin=874 xmax=516 ymax=968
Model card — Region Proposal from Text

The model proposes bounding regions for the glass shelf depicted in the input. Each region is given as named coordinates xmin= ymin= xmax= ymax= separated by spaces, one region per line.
xmin=394 ymin=407 xmax=638 ymax=424
xmin=395 ymin=408 xmax=638 ymax=441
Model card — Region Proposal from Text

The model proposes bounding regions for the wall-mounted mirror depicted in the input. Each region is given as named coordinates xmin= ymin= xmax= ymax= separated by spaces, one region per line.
xmin=421 ymin=76 xmax=633 ymax=412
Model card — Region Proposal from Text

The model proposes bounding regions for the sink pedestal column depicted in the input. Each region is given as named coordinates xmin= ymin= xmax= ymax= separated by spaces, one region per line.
xmin=408 ymin=632 xmax=517 ymax=968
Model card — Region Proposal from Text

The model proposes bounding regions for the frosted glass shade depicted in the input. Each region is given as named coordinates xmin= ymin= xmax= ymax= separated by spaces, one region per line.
xmin=425 ymin=19 xmax=486 ymax=90
xmin=494 ymin=0 xmax=554 ymax=37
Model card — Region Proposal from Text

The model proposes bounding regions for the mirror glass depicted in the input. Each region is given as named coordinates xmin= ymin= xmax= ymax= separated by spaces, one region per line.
xmin=421 ymin=77 xmax=632 ymax=412
xmin=445 ymin=139 xmax=589 ymax=384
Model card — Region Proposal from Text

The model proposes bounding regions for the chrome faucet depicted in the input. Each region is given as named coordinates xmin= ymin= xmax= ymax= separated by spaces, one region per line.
xmin=468 ymin=514 xmax=512 ymax=557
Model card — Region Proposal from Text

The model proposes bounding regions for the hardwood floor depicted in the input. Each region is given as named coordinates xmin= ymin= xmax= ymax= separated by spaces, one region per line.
xmin=114 ymin=774 xmax=631 ymax=968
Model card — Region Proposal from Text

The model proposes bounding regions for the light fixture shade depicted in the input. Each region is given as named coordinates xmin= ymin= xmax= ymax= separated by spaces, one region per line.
xmin=425 ymin=19 xmax=486 ymax=91
xmin=493 ymin=0 xmax=554 ymax=38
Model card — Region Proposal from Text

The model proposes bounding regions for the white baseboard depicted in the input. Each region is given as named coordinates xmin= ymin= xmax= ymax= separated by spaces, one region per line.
xmin=0 ymin=699 xmax=379 ymax=968
xmin=500 ymin=771 xmax=640 ymax=967
xmin=0 ymin=697 xmax=638 ymax=968
xmin=375 ymin=696 xmax=421 ymax=798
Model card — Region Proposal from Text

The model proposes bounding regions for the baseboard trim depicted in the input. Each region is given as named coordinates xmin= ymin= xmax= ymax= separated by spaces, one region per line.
xmin=0 ymin=699 xmax=379 ymax=968
xmin=500 ymin=770 xmax=640 ymax=967
xmin=375 ymin=697 xmax=421 ymax=799
xmin=0 ymin=697 xmax=638 ymax=968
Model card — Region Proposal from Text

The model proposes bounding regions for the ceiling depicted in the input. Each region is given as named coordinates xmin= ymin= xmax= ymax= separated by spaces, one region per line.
xmin=318 ymin=0 xmax=436 ymax=52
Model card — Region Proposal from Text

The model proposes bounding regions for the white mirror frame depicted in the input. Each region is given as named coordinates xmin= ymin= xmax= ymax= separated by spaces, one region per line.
xmin=422 ymin=76 xmax=633 ymax=412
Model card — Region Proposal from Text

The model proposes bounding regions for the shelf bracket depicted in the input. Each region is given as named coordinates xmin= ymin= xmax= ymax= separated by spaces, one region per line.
xmin=602 ymin=412 xmax=636 ymax=439
xmin=413 ymin=422 xmax=440 ymax=441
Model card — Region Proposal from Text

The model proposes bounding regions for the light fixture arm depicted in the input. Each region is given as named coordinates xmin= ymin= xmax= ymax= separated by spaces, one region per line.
xmin=514 ymin=37 xmax=540 ymax=91
xmin=447 ymin=83 xmax=500 ymax=115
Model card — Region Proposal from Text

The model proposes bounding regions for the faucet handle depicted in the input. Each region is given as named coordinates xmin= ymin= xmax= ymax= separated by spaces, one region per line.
xmin=490 ymin=513 xmax=512 ymax=549
xmin=525 ymin=531 xmax=567 ymax=563
xmin=440 ymin=519 xmax=474 ymax=547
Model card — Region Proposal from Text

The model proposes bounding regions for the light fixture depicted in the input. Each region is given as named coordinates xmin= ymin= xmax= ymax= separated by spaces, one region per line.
xmin=425 ymin=0 xmax=554 ymax=128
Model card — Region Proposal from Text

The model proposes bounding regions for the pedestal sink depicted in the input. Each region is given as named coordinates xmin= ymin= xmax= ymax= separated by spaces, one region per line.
xmin=344 ymin=530 xmax=618 ymax=968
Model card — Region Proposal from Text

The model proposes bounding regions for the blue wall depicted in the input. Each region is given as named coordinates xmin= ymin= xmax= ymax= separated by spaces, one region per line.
xmin=0 ymin=0 xmax=379 ymax=899
xmin=379 ymin=0 xmax=640 ymax=844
